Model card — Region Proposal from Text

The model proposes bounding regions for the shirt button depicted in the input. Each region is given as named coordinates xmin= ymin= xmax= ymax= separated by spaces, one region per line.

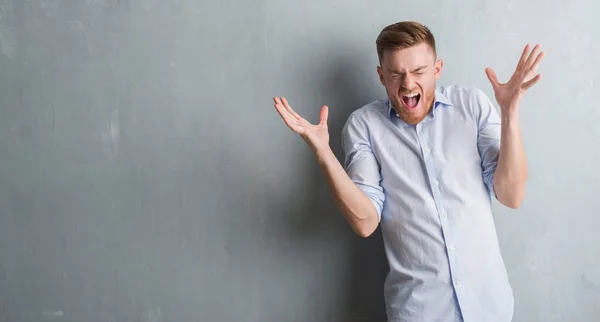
xmin=433 ymin=180 xmax=439 ymax=186
xmin=424 ymin=147 xmax=430 ymax=154
xmin=454 ymin=281 xmax=461 ymax=288
xmin=441 ymin=211 xmax=447 ymax=219
xmin=449 ymin=245 xmax=456 ymax=252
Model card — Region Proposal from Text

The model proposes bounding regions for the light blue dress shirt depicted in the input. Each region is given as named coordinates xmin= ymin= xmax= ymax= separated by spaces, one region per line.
xmin=341 ymin=85 xmax=513 ymax=322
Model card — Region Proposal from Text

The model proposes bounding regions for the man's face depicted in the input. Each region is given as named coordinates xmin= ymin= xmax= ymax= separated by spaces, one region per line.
xmin=377 ymin=43 xmax=443 ymax=125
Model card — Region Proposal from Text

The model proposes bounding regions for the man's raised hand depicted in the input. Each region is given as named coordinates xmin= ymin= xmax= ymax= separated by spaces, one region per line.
xmin=273 ymin=97 xmax=330 ymax=153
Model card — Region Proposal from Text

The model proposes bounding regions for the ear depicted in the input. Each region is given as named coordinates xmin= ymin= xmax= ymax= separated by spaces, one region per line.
xmin=434 ymin=59 xmax=443 ymax=80
xmin=377 ymin=65 xmax=385 ymax=86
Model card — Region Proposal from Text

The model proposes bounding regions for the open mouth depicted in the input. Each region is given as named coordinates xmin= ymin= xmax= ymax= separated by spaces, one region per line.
xmin=402 ymin=93 xmax=421 ymax=109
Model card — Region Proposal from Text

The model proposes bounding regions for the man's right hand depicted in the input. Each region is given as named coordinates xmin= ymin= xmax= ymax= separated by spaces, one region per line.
xmin=272 ymin=97 xmax=380 ymax=237
xmin=273 ymin=97 xmax=330 ymax=154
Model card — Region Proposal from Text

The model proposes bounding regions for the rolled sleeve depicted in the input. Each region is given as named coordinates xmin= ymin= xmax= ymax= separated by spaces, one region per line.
xmin=341 ymin=113 xmax=385 ymax=221
xmin=472 ymin=88 xmax=501 ymax=199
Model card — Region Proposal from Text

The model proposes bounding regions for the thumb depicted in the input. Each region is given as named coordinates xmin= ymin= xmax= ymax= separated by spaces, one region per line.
xmin=319 ymin=105 xmax=329 ymax=125
xmin=485 ymin=68 xmax=500 ymax=87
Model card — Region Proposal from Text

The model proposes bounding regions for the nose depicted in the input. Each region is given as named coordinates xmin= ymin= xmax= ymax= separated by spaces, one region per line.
xmin=401 ymin=75 xmax=416 ymax=90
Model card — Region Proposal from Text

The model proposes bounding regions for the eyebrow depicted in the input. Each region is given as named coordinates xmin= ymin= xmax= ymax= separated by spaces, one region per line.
xmin=412 ymin=66 xmax=427 ymax=72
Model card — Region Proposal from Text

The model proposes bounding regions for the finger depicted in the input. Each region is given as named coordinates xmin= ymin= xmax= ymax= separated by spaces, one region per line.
xmin=523 ymin=44 xmax=542 ymax=73
xmin=273 ymin=97 xmax=290 ymax=118
xmin=522 ymin=74 xmax=541 ymax=90
xmin=528 ymin=51 xmax=545 ymax=76
xmin=319 ymin=105 xmax=329 ymax=125
xmin=273 ymin=97 xmax=298 ymax=123
xmin=273 ymin=96 xmax=286 ymax=110
xmin=485 ymin=68 xmax=500 ymax=87
xmin=275 ymin=97 xmax=303 ymax=123
xmin=274 ymin=97 xmax=294 ymax=117
xmin=274 ymin=103 xmax=305 ymax=133
xmin=515 ymin=44 xmax=531 ymax=73
xmin=281 ymin=97 xmax=302 ymax=120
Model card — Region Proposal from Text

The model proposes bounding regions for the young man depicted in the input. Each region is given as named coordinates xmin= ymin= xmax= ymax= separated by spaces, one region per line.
xmin=273 ymin=21 xmax=543 ymax=322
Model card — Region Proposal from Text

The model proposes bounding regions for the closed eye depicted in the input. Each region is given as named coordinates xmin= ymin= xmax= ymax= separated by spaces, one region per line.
xmin=412 ymin=66 xmax=427 ymax=75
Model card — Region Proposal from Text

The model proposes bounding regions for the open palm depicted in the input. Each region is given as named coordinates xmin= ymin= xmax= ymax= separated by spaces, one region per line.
xmin=485 ymin=44 xmax=545 ymax=114
xmin=273 ymin=97 xmax=330 ymax=152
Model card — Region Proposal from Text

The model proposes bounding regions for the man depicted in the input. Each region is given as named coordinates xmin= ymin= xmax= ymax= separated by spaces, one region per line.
xmin=273 ymin=21 xmax=543 ymax=322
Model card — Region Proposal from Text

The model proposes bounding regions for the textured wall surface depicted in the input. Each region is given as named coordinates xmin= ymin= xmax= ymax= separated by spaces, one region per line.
xmin=0 ymin=0 xmax=598 ymax=321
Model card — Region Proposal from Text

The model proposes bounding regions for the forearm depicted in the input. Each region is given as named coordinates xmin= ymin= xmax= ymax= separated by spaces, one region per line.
xmin=494 ymin=110 xmax=528 ymax=208
xmin=315 ymin=147 xmax=379 ymax=237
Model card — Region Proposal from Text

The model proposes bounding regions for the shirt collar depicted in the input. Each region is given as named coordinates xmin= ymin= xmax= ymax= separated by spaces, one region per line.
xmin=387 ymin=88 xmax=453 ymax=125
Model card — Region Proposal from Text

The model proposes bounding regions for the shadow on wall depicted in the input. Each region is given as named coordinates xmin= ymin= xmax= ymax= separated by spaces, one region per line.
xmin=266 ymin=38 xmax=389 ymax=321
xmin=317 ymin=46 xmax=389 ymax=322
xmin=250 ymin=38 xmax=389 ymax=320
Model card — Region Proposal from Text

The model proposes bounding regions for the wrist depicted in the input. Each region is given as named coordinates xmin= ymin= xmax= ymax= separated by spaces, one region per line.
xmin=315 ymin=146 xmax=335 ymax=165
xmin=501 ymin=111 xmax=521 ymax=134
xmin=501 ymin=107 xmax=520 ymax=124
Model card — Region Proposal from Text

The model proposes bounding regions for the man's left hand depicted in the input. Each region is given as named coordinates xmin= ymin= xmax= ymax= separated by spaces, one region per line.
xmin=485 ymin=44 xmax=545 ymax=116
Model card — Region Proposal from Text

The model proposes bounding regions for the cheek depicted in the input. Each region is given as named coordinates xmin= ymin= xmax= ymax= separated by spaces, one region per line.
xmin=384 ymin=82 xmax=400 ymax=94
xmin=417 ymin=78 xmax=435 ymax=93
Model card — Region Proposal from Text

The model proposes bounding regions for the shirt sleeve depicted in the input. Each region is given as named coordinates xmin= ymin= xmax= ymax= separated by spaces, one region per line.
xmin=340 ymin=113 xmax=385 ymax=221
xmin=472 ymin=88 xmax=501 ymax=199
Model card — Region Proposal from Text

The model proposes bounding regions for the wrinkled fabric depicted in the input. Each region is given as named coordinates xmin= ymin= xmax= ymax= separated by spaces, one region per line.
xmin=341 ymin=86 xmax=513 ymax=322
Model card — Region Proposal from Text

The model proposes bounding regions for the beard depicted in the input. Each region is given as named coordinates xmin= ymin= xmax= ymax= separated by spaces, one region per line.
xmin=390 ymin=86 xmax=436 ymax=125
